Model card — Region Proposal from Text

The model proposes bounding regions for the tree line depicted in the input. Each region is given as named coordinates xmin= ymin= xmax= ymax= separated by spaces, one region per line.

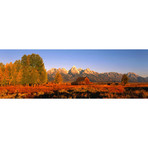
xmin=0 ymin=54 xmax=47 ymax=86
xmin=0 ymin=53 xmax=128 ymax=86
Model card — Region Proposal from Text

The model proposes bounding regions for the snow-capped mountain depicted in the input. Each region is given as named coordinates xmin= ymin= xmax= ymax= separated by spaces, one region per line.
xmin=47 ymin=66 xmax=148 ymax=82
xmin=68 ymin=66 xmax=80 ymax=75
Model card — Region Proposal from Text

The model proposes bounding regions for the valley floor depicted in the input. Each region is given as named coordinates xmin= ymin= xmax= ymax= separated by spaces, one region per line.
xmin=0 ymin=83 xmax=148 ymax=98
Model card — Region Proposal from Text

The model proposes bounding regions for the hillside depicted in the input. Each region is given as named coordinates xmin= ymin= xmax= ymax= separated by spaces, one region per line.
xmin=47 ymin=66 xmax=148 ymax=82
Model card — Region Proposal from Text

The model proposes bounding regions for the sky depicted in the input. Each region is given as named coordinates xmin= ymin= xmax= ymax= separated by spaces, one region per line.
xmin=0 ymin=50 xmax=147 ymax=77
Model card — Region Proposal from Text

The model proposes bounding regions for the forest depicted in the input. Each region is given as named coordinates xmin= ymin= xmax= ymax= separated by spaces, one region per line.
xmin=0 ymin=54 xmax=47 ymax=86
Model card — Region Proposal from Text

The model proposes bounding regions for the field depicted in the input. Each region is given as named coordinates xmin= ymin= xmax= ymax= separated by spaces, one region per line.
xmin=0 ymin=83 xmax=148 ymax=98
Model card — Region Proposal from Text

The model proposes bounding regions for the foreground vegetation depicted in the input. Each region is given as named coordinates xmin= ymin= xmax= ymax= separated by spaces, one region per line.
xmin=0 ymin=53 xmax=147 ymax=99
xmin=0 ymin=83 xmax=148 ymax=98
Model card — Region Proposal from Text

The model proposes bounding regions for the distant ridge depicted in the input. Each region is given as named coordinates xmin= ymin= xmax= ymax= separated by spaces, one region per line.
xmin=47 ymin=66 xmax=148 ymax=82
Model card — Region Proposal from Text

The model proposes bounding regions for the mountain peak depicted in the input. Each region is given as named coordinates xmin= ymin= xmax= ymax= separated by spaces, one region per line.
xmin=47 ymin=68 xmax=57 ymax=74
xmin=86 ymin=68 xmax=91 ymax=71
xmin=78 ymin=68 xmax=83 ymax=72
xmin=47 ymin=67 xmax=148 ymax=82
xmin=58 ymin=68 xmax=68 ymax=74
xmin=72 ymin=65 xmax=77 ymax=69
xmin=84 ymin=68 xmax=94 ymax=74
xmin=69 ymin=66 xmax=79 ymax=74
xmin=127 ymin=72 xmax=138 ymax=77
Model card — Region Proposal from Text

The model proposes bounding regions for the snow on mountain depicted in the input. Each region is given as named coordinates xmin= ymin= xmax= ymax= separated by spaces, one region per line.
xmin=68 ymin=66 xmax=80 ymax=74
xmin=47 ymin=67 xmax=148 ymax=82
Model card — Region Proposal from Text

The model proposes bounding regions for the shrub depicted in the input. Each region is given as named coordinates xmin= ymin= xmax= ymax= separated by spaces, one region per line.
xmin=121 ymin=74 xmax=129 ymax=86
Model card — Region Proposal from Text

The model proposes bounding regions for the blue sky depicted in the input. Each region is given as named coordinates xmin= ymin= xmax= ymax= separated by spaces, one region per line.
xmin=0 ymin=50 xmax=147 ymax=77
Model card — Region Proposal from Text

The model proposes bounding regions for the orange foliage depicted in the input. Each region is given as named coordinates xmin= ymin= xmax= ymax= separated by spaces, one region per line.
xmin=0 ymin=83 xmax=148 ymax=98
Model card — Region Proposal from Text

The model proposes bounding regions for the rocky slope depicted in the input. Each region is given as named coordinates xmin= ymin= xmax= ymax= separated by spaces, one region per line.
xmin=47 ymin=66 xmax=148 ymax=82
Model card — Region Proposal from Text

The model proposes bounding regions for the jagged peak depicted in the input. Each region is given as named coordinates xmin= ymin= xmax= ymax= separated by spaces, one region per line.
xmin=57 ymin=68 xmax=68 ymax=74
xmin=47 ymin=68 xmax=147 ymax=82
xmin=83 ymin=68 xmax=95 ymax=74
xmin=78 ymin=68 xmax=83 ymax=71
xmin=69 ymin=66 xmax=79 ymax=74
xmin=85 ymin=68 xmax=91 ymax=71
xmin=62 ymin=68 xmax=67 ymax=70
xmin=47 ymin=68 xmax=58 ymax=74
xmin=71 ymin=65 xmax=77 ymax=69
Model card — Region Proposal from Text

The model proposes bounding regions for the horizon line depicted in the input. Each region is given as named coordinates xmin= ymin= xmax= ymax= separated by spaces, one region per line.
xmin=47 ymin=66 xmax=148 ymax=78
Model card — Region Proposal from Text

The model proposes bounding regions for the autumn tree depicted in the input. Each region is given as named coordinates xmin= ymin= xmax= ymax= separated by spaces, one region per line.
xmin=0 ymin=54 xmax=47 ymax=86
xmin=21 ymin=54 xmax=30 ymax=85
xmin=54 ymin=72 xmax=63 ymax=84
xmin=121 ymin=74 xmax=129 ymax=86
xmin=30 ymin=69 xmax=40 ymax=85
xmin=16 ymin=69 xmax=22 ymax=85
xmin=0 ymin=63 xmax=5 ymax=72
xmin=11 ymin=60 xmax=22 ymax=85
xmin=40 ymin=70 xmax=47 ymax=84
xmin=21 ymin=53 xmax=47 ymax=85
xmin=3 ymin=63 xmax=13 ymax=85
xmin=0 ymin=67 xmax=4 ymax=86
xmin=29 ymin=54 xmax=47 ymax=84
xmin=0 ymin=63 xmax=5 ymax=86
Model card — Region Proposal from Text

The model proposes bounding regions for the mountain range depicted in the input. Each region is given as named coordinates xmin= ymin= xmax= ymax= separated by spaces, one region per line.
xmin=47 ymin=66 xmax=148 ymax=82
